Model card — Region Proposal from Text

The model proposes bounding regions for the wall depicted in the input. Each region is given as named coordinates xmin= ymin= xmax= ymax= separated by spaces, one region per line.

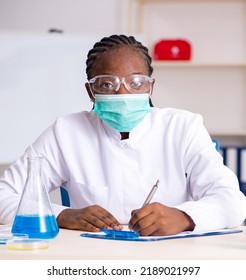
xmin=0 ymin=0 xmax=127 ymax=35
xmin=0 ymin=0 xmax=129 ymax=163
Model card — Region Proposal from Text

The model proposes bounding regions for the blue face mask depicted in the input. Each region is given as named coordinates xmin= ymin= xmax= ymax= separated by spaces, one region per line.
xmin=94 ymin=94 xmax=151 ymax=132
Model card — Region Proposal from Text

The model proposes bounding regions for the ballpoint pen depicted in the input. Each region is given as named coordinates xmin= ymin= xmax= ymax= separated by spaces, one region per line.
xmin=142 ymin=180 xmax=160 ymax=208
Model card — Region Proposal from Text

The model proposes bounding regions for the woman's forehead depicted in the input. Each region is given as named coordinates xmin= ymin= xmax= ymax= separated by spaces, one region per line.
xmin=92 ymin=46 xmax=148 ymax=76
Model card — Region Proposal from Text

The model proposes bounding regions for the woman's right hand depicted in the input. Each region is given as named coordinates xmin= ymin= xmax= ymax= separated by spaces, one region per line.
xmin=56 ymin=205 xmax=123 ymax=232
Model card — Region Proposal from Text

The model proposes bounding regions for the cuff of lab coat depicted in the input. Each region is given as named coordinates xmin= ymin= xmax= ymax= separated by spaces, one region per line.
xmin=51 ymin=203 xmax=70 ymax=218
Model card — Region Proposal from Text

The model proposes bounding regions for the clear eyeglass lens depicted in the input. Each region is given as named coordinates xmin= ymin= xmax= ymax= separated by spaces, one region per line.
xmin=91 ymin=76 xmax=119 ymax=94
xmin=125 ymin=75 xmax=150 ymax=93
xmin=90 ymin=75 xmax=152 ymax=94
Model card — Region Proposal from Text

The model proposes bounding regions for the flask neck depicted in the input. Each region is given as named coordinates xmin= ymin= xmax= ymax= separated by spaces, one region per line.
xmin=27 ymin=157 xmax=43 ymax=177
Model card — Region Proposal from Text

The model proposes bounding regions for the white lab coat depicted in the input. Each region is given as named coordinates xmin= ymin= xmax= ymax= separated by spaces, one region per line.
xmin=1 ymin=107 xmax=246 ymax=231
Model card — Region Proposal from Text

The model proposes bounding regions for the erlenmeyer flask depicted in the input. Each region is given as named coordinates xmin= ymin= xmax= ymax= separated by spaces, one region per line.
xmin=11 ymin=157 xmax=59 ymax=239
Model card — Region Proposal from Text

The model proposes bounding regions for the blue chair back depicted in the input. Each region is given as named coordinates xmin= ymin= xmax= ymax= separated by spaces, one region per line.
xmin=212 ymin=139 xmax=220 ymax=151
xmin=60 ymin=186 xmax=70 ymax=207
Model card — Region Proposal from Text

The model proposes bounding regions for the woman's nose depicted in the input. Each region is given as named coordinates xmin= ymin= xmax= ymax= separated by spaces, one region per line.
xmin=116 ymin=82 xmax=129 ymax=94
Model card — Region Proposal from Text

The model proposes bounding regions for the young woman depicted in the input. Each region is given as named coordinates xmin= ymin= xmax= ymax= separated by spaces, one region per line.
xmin=1 ymin=34 xmax=245 ymax=236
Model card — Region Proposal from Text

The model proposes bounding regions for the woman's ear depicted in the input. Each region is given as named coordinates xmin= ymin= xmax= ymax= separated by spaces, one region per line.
xmin=149 ymin=78 xmax=155 ymax=107
xmin=85 ymin=83 xmax=95 ymax=103
xmin=149 ymin=78 xmax=155 ymax=97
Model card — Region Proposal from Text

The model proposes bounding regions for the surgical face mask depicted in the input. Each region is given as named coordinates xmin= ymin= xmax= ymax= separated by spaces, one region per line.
xmin=94 ymin=94 xmax=151 ymax=132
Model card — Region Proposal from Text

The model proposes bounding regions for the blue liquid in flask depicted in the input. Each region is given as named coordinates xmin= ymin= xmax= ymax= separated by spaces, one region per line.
xmin=12 ymin=214 xmax=59 ymax=239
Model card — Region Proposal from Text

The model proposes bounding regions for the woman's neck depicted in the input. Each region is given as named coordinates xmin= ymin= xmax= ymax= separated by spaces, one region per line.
xmin=120 ymin=132 xmax=129 ymax=140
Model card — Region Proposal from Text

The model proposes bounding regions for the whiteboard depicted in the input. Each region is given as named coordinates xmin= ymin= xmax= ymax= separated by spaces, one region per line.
xmin=0 ymin=33 xmax=97 ymax=163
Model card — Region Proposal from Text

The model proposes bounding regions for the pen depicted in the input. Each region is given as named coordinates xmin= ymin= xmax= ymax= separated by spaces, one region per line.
xmin=142 ymin=180 xmax=160 ymax=207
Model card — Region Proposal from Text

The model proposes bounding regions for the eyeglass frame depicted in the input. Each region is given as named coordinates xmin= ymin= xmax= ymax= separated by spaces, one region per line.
xmin=87 ymin=74 xmax=155 ymax=96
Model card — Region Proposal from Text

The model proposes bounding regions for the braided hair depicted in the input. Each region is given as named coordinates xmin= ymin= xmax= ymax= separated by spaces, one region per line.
xmin=86 ymin=34 xmax=153 ymax=80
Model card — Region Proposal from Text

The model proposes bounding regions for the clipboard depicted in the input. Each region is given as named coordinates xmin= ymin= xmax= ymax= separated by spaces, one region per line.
xmin=80 ymin=228 xmax=243 ymax=242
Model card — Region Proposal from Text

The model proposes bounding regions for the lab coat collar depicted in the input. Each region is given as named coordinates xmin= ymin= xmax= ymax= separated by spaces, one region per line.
xmin=90 ymin=109 xmax=153 ymax=145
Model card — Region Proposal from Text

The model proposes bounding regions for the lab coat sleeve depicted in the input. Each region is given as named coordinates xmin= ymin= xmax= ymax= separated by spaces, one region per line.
xmin=174 ymin=114 xmax=246 ymax=232
xmin=0 ymin=119 xmax=69 ymax=224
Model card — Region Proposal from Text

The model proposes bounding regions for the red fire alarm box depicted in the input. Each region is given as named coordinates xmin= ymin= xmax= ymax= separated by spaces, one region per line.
xmin=154 ymin=39 xmax=191 ymax=61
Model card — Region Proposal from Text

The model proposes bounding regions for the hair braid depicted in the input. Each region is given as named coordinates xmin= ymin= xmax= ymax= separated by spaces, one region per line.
xmin=86 ymin=34 xmax=153 ymax=80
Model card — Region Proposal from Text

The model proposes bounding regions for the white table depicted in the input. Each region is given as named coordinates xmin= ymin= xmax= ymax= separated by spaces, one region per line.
xmin=1 ymin=226 xmax=246 ymax=260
